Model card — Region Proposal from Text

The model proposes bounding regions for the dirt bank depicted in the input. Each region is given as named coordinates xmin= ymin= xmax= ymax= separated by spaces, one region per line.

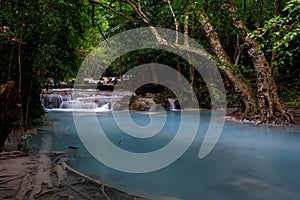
xmin=0 ymin=152 xmax=148 ymax=200
xmin=0 ymin=132 xmax=148 ymax=200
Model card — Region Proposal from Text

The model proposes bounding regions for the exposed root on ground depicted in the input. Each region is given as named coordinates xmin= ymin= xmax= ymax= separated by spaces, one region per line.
xmin=0 ymin=152 xmax=148 ymax=200
xmin=228 ymin=107 xmax=294 ymax=126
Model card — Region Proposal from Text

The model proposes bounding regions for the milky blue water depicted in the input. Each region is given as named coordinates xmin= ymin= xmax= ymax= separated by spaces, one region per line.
xmin=37 ymin=111 xmax=300 ymax=200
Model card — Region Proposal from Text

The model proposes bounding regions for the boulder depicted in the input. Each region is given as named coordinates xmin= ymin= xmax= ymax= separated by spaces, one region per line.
xmin=112 ymin=96 xmax=157 ymax=111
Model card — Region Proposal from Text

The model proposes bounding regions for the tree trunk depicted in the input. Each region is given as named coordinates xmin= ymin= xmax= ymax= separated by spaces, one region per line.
xmin=198 ymin=10 xmax=257 ymax=117
xmin=176 ymin=60 xmax=182 ymax=82
xmin=0 ymin=81 xmax=21 ymax=152
xmin=259 ymin=0 xmax=265 ymax=22
xmin=0 ymin=124 xmax=12 ymax=152
xmin=244 ymin=35 xmax=293 ymax=124
xmin=119 ymin=56 xmax=123 ymax=82
xmin=270 ymin=0 xmax=280 ymax=71
xmin=227 ymin=2 xmax=293 ymax=124
xmin=167 ymin=0 xmax=178 ymax=44
xmin=184 ymin=13 xmax=195 ymax=100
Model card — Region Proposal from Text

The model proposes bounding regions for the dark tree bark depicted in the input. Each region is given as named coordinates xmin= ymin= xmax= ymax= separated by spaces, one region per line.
xmin=259 ymin=0 xmax=265 ymax=22
xmin=270 ymin=0 xmax=280 ymax=71
xmin=0 ymin=81 xmax=21 ymax=152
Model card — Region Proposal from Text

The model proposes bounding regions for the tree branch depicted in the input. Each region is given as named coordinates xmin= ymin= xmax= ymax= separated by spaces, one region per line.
xmin=88 ymin=0 xmax=147 ymax=25
xmin=138 ymin=1 xmax=173 ymax=28
xmin=166 ymin=0 xmax=178 ymax=44
xmin=121 ymin=0 xmax=151 ymax=24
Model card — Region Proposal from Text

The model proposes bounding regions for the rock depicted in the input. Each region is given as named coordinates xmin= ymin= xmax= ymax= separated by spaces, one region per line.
xmin=130 ymin=97 xmax=156 ymax=111
xmin=112 ymin=83 xmax=202 ymax=111
xmin=112 ymin=96 xmax=157 ymax=111
xmin=112 ymin=96 xmax=131 ymax=111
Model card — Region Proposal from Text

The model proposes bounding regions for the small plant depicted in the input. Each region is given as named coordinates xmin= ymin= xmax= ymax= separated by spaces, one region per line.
xmin=290 ymin=101 xmax=300 ymax=109
xmin=227 ymin=94 xmax=242 ymax=107
xmin=21 ymin=133 xmax=33 ymax=153
xmin=279 ymin=88 xmax=297 ymax=102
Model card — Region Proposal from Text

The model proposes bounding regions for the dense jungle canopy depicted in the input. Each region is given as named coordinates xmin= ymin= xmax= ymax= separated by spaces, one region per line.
xmin=0 ymin=0 xmax=299 ymax=150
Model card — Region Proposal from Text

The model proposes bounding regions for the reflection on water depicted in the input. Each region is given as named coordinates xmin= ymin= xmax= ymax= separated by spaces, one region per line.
xmin=37 ymin=110 xmax=300 ymax=200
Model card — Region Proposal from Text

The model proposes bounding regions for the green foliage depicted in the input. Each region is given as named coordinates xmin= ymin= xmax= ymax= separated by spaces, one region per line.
xmin=226 ymin=94 xmax=242 ymax=107
xmin=252 ymin=0 xmax=300 ymax=72
xmin=239 ymin=65 xmax=254 ymax=75
xmin=21 ymin=133 xmax=33 ymax=153
xmin=278 ymin=81 xmax=300 ymax=107
xmin=0 ymin=0 xmax=94 ymax=127
xmin=290 ymin=101 xmax=300 ymax=109
xmin=279 ymin=87 xmax=297 ymax=102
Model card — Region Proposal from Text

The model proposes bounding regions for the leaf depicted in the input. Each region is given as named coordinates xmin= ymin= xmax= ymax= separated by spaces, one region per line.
xmin=285 ymin=42 xmax=289 ymax=47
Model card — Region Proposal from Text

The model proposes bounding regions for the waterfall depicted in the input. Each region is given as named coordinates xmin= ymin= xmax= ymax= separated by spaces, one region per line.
xmin=82 ymin=102 xmax=98 ymax=109
xmin=42 ymin=92 xmax=114 ymax=112
xmin=41 ymin=90 xmax=137 ymax=112
xmin=170 ymin=101 xmax=176 ymax=110
xmin=96 ymin=103 xmax=111 ymax=112
xmin=62 ymin=94 xmax=72 ymax=101
xmin=97 ymin=99 xmax=111 ymax=107
xmin=41 ymin=94 xmax=64 ymax=108
xmin=59 ymin=101 xmax=97 ymax=109
xmin=168 ymin=98 xmax=177 ymax=111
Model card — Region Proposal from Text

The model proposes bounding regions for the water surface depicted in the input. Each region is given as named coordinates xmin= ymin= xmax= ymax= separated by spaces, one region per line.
xmin=37 ymin=110 xmax=300 ymax=200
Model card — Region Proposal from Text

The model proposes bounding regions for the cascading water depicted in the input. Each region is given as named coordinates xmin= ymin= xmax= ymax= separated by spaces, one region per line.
xmin=59 ymin=101 xmax=98 ymax=109
xmin=168 ymin=98 xmax=177 ymax=111
xmin=41 ymin=94 xmax=64 ymax=108
xmin=97 ymin=99 xmax=111 ymax=107
xmin=41 ymin=90 xmax=119 ymax=112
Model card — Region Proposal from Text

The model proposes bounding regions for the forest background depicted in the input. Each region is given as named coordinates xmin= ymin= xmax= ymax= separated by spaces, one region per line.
xmin=0 ymin=0 xmax=299 ymax=150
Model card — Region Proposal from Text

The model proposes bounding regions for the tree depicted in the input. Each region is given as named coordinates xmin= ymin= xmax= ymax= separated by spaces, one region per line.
xmin=0 ymin=81 xmax=21 ymax=152
xmin=0 ymin=0 xmax=93 ymax=150
xmin=253 ymin=0 xmax=300 ymax=76
xmin=90 ymin=0 xmax=294 ymax=124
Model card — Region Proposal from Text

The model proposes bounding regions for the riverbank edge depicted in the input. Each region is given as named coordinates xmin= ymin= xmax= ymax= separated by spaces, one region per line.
xmin=1 ymin=128 xmax=152 ymax=200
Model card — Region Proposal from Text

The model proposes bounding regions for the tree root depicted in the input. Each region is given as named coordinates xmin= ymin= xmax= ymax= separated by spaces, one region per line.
xmin=15 ymin=174 xmax=32 ymax=200
xmin=61 ymin=159 xmax=111 ymax=200
xmin=61 ymin=158 xmax=145 ymax=200
xmin=0 ymin=151 xmax=26 ymax=159
xmin=55 ymin=163 xmax=67 ymax=187
xmin=64 ymin=182 xmax=94 ymax=200
xmin=0 ymin=175 xmax=23 ymax=185
xmin=34 ymin=189 xmax=60 ymax=199
xmin=101 ymin=184 xmax=111 ymax=200
xmin=61 ymin=159 xmax=105 ymax=186
xmin=230 ymin=108 xmax=294 ymax=126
